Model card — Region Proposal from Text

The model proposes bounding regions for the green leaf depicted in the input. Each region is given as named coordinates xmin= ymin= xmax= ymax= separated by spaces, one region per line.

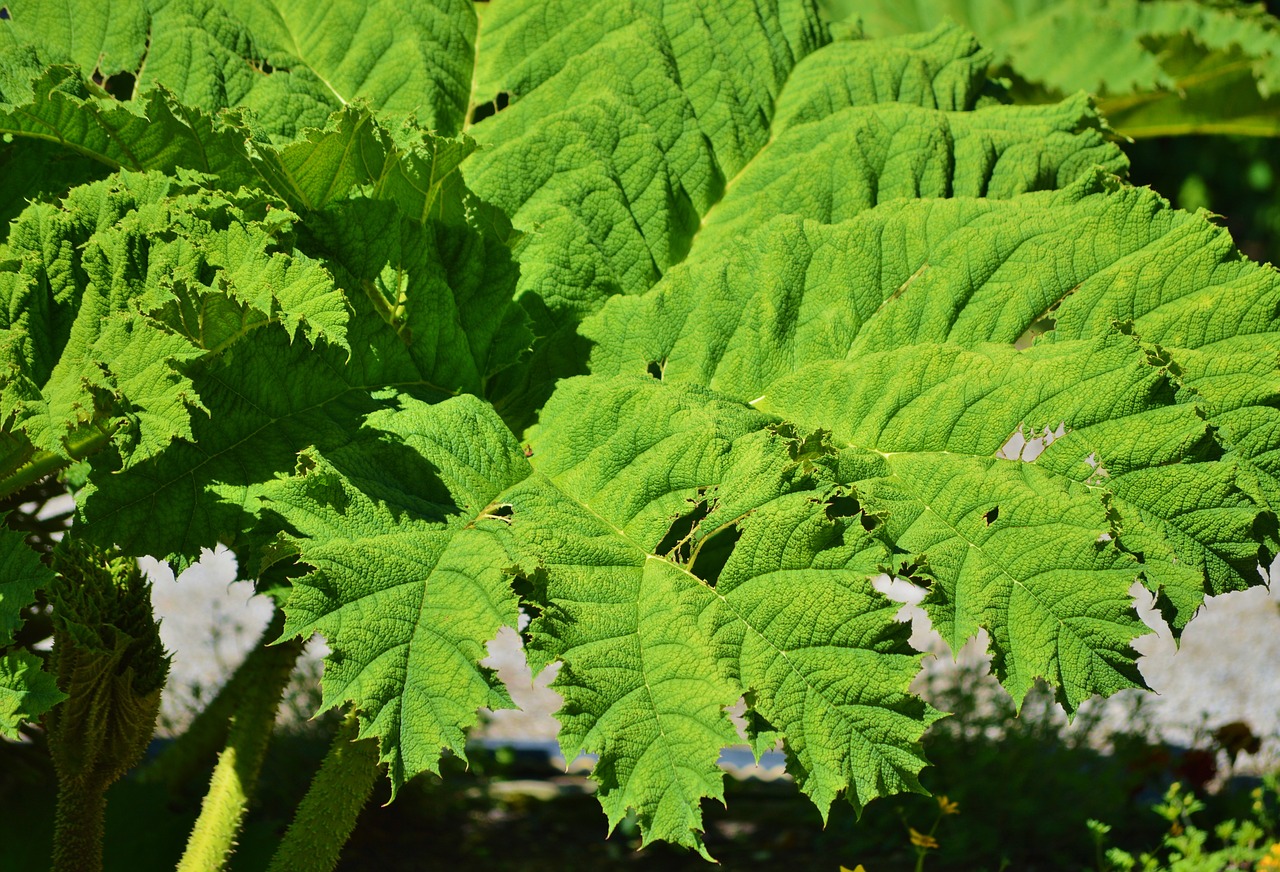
xmin=503 ymin=376 xmax=938 ymax=853
xmin=0 ymin=174 xmax=347 ymax=470
xmin=264 ymin=394 xmax=527 ymax=792
xmin=828 ymin=0 xmax=1280 ymax=137
xmin=0 ymin=650 xmax=65 ymax=739
xmin=70 ymin=177 xmax=525 ymax=565
xmin=8 ymin=3 xmax=1280 ymax=860
xmin=1 ymin=0 xmax=478 ymax=138
xmin=0 ymin=518 xmax=51 ymax=639
xmin=464 ymin=3 xmax=1125 ymax=428
xmin=585 ymin=166 xmax=1278 ymax=701
xmin=0 ymin=66 xmax=261 ymax=186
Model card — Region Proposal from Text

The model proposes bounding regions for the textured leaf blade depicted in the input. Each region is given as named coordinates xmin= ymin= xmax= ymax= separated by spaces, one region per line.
xmin=2 ymin=0 xmax=478 ymax=139
xmin=267 ymin=394 xmax=528 ymax=791
xmin=862 ymin=454 xmax=1145 ymax=710
xmin=505 ymin=375 xmax=936 ymax=851
xmin=0 ymin=67 xmax=260 ymax=186
xmin=465 ymin=4 xmax=1125 ymax=427
xmin=1 ymin=175 xmax=348 ymax=470
xmin=704 ymin=490 xmax=942 ymax=816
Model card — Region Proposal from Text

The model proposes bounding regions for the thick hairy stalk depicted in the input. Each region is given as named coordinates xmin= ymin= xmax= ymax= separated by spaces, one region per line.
xmin=140 ymin=615 xmax=289 ymax=791
xmin=265 ymin=711 xmax=380 ymax=872
xmin=176 ymin=611 xmax=303 ymax=872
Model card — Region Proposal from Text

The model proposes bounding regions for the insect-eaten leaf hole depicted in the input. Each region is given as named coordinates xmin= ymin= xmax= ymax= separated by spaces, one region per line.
xmin=645 ymin=359 xmax=666 ymax=379
xmin=1014 ymin=286 xmax=1075 ymax=349
xmin=481 ymin=503 xmax=515 ymax=524
xmin=689 ymin=524 xmax=741 ymax=587
xmin=0 ymin=8 xmax=10 ymax=19
xmin=824 ymin=493 xmax=878 ymax=531
xmin=470 ymin=91 xmax=510 ymax=125
xmin=249 ymin=58 xmax=286 ymax=75
xmin=983 ymin=506 xmax=999 ymax=526
xmin=91 ymin=69 xmax=137 ymax=100
xmin=510 ymin=568 xmax=548 ymax=619
xmin=655 ymin=493 xmax=711 ymax=563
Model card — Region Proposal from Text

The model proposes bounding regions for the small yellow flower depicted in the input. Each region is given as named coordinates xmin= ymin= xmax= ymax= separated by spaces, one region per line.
xmin=1257 ymin=842 xmax=1280 ymax=871
xmin=936 ymin=795 xmax=960 ymax=816
xmin=909 ymin=828 xmax=940 ymax=850
xmin=839 ymin=866 xmax=867 ymax=872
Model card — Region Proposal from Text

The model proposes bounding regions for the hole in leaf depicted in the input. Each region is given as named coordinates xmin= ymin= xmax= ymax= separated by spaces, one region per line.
xmin=689 ymin=524 xmax=741 ymax=587
xmin=511 ymin=568 xmax=548 ymax=620
xmin=1013 ymin=315 xmax=1055 ymax=350
xmin=491 ymin=504 xmax=514 ymax=520
xmin=823 ymin=493 xmax=878 ymax=530
xmin=983 ymin=506 xmax=999 ymax=526
xmin=470 ymin=91 xmax=510 ymax=125
xmin=249 ymin=58 xmax=286 ymax=75
xmin=0 ymin=7 xmax=9 ymax=19
xmin=997 ymin=422 xmax=1064 ymax=461
xmin=1014 ymin=285 xmax=1076 ymax=349
xmin=656 ymin=494 xmax=712 ymax=563
xmin=786 ymin=427 xmax=832 ymax=465
xmin=645 ymin=359 xmax=665 ymax=379
xmin=91 ymin=69 xmax=137 ymax=100
xmin=824 ymin=493 xmax=861 ymax=520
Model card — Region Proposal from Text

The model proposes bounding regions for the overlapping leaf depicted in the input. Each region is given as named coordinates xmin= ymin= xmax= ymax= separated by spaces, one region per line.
xmin=70 ymin=190 xmax=526 ymax=565
xmin=0 ymin=175 xmax=346 ymax=471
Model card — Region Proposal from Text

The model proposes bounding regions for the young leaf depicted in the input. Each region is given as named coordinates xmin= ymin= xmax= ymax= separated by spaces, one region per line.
xmin=0 ymin=517 xmax=52 ymax=638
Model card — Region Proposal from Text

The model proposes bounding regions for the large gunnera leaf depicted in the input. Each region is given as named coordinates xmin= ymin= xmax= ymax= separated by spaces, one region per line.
xmin=6 ymin=1 xmax=1280 ymax=863
xmin=586 ymin=165 xmax=1277 ymax=704
xmin=499 ymin=377 xmax=940 ymax=854
xmin=829 ymin=0 xmax=1280 ymax=137
xmin=463 ymin=4 xmax=1124 ymax=427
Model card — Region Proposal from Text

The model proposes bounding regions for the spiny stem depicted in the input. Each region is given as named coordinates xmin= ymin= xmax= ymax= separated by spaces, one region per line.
xmin=51 ymin=779 xmax=106 ymax=872
xmin=176 ymin=610 xmax=303 ymax=872
xmin=265 ymin=710 xmax=380 ymax=872
xmin=140 ymin=616 xmax=287 ymax=790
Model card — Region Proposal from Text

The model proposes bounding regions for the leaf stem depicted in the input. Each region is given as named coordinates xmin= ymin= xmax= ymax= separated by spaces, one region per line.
xmin=265 ymin=710 xmax=380 ymax=872
xmin=0 ymin=423 xmax=117 ymax=501
xmin=51 ymin=778 xmax=106 ymax=872
xmin=140 ymin=615 xmax=289 ymax=790
xmin=176 ymin=610 xmax=303 ymax=872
